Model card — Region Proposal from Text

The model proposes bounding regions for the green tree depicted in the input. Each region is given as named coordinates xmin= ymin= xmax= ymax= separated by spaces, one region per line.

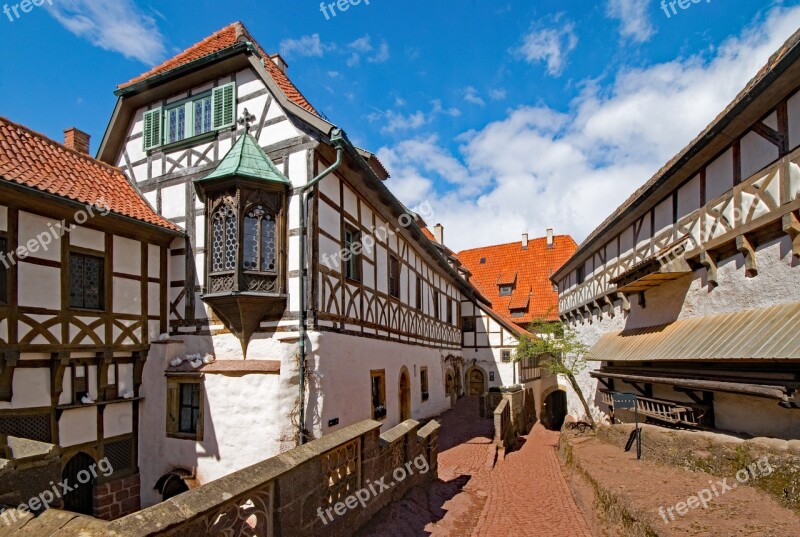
xmin=515 ymin=319 xmax=595 ymax=428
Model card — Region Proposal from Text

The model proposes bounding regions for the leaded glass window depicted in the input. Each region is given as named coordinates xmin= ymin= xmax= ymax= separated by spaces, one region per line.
xmin=211 ymin=205 xmax=237 ymax=273
xmin=69 ymin=253 xmax=103 ymax=310
xmin=194 ymin=96 xmax=213 ymax=136
xmin=243 ymin=205 xmax=276 ymax=272
xmin=166 ymin=106 xmax=186 ymax=144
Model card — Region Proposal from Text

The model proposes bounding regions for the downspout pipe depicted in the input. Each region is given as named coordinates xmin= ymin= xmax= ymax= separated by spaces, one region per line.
xmin=297 ymin=128 xmax=345 ymax=445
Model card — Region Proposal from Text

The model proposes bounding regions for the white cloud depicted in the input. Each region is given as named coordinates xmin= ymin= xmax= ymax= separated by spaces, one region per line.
xmin=515 ymin=18 xmax=578 ymax=77
xmin=370 ymin=100 xmax=460 ymax=133
xmin=606 ymin=0 xmax=655 ymax=43
xmin=489 ymin=88 xmax=507 ymax=101
xmin=346 ymin=35 xmax=390 ymax=65
xmin=47 ymin=0 xmax=165 ymax=64
xmin=280 ymin=34 xmax=334 ymax=58
xmin=380 ymin=6 xmax=800 ymax=251
xmin=464 ymin=87 xmax=486 ymax=106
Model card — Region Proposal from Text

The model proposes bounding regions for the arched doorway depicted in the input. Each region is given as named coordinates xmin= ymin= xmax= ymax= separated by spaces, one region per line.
xmin=399 ymin=368 xmax=411 ymax=421
xmin=62 ymin=452 xmax=97 ymax=515
xmin=467 ymin=367 xmax=486 ymax=396
xmin=542 ymin=390 xmax=568 ymax=430
xmin=155 ymin=471 xmax=191 ymax=502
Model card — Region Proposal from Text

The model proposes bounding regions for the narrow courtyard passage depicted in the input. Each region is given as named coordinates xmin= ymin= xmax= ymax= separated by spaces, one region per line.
xmin=357 ymin=397 xmax=593 ymax=537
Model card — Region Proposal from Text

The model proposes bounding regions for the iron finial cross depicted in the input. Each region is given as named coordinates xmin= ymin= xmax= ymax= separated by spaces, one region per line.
xmin=238 ymin=108 xmax=257 ymax=132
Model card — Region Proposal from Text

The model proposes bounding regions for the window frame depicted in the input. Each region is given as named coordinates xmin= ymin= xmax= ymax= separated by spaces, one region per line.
xmin=166 ymin=378 xmax=205 ymax=441
xmin=72 ymin=364 xmax=89 ymax=404
xmin=370 ymin=370 xmax=387 ymax=420
xmin=415 ymin=276 xmax=422 ymax=311
xmin=163 ymin=92 xmax=214 ymax=146
xmin=462 ymin=316 xmax=475 ymax=331
xmin=242 ymin=204 xmax=278 ymax=274
xmin=104 ymin=362 xmax=118 ymax=401
xmin=446 ymin=298 xmax=453 ymax=325
xmin=499 ymin=285 xmax=513 ymax=296
xmin=68 ymin=250 xmax=105 ymax=311
xmin=501 ymin=350 xmax=512 ymax=363
xmin=433 ymin=290 xmax=440 ymax=320
xmin=343 ymin=224 xmax=362 ymax=282
xmin=388 ymin=254 xmax=401 ymax=298
xmin=0 ymin=235 xmax=7 ymax=304
xmin=420 ymin=367 xmax=429 ymax=402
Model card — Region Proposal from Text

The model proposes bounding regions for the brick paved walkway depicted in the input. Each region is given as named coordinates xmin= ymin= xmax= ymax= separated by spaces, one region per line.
xmin=357 ymin=397 xmax=593 ymax=537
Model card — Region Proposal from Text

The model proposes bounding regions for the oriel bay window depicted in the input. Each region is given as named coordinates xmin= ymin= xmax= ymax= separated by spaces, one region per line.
xmin=194 ymin=130 xmax=291 ymax=357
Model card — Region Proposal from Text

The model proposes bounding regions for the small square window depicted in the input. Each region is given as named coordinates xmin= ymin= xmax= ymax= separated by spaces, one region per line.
xmin=167 ymin=379 xmax=204 ymax=440
xmin=499 ymin=285 xmax=513 ymax=296
xmin=462 ymin=317 xmax=475 ymax=331
xmin=501 ymin=350 xmax=512 ymax=363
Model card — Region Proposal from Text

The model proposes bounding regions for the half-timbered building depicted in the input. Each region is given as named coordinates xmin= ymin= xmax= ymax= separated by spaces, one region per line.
xmin=0 ymin=118 xmax=180 ymax=518
xmin=552 ymin=29 xmax=800 ymax=439
xmin=458 ymin=231 xmax=578 ymax=426
xmin=96 ymin=22 xmax=481 ymax=506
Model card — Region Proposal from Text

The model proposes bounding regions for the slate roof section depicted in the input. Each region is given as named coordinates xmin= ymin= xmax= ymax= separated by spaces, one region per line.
xmin=0 ymin=116 xmax=181 ymax=233
xmin=459 ymin=235 xmax=578 ymax=325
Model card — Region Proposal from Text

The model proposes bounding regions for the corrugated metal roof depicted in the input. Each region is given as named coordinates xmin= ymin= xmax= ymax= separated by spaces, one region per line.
xmin=587 ymin=302 xmax=800 ymax=362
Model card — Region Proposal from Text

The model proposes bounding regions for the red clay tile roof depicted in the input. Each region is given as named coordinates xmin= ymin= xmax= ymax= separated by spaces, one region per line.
xmin=0 ymin=117 xmax=181 ymax=233
xmin=118 ymin=21 xmax=319 ymax=116
xmin=496 ymin=271 xmax=517 ymax=286
xmin=508 ymin=291 xmax=531 ymax=310
xmin=421 ymin=227 xmax=437 ymax=242
xmin=459 ymin=235 xmax=577 ymax=325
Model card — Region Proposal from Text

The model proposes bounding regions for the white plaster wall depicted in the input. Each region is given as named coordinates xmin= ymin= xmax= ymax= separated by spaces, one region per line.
xmin=113 ymin=236 xmax=141 ymax=274
xmin=59 ymin=407 xmax=98 ymax=447
xmin=0 ymin=205 xmax=7 ymax=232
xmin=308 ymin=331 xmax=454 ymax=438
xmin=71 ymin=226 xmax=104 ymax=252
xmin=0 ymin=368 xmax=50 ymax=409
xmin=18 ymin=264 xmax=59 ymax=309
xmin=104 ymin=403 xmax=133 ymax=438
xmin=715 ymin=393 xmax=800 ymax=440
xmin=113 ymin=278 xmax=142 ymax=316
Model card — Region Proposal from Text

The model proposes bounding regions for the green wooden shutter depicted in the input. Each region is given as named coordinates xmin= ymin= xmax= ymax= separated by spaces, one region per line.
xmin=212 ymin=83 xmax=236 ymax=130
xmin=143 ymin=108 xmax=162 ymax=151
xmin=166 ymin=381 xmax=179 ymax=435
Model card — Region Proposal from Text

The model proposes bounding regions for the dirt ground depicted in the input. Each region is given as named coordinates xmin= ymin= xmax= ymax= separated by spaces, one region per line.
xmin=563 ymin=429 xmax=800 ymax=536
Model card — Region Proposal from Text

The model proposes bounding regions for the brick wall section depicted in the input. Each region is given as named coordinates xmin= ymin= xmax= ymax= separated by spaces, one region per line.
xmin=92 ymin=474 xmax=141 ymax=520
xmin=63 ymin=127 xmax=90 ymax=154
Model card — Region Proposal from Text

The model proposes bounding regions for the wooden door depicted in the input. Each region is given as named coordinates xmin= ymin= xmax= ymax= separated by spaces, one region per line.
xmin=399 ymin=370 xmax=411 ymax=421
xmin=468 ymin=369 xmax=485 ymax=396
xmin=62 ymin=452 xmax=96 ymax=515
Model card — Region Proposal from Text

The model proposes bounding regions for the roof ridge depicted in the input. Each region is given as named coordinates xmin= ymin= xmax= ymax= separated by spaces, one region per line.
xmin=457 ymin=234 xmax=574 ymax=254
xmin=0 ymin=116 xmax=124 ymax=176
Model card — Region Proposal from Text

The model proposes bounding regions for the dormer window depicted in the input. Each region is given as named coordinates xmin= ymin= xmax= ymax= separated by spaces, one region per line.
xmin=499 ymin=285 xmax=513 ymax=296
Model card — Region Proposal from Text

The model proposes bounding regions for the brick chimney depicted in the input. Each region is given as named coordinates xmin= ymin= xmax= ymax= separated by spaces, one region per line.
xmin=434 ymin=224 xmax=444 ymax=245
xmin=270 ymin=54 xmax=288 ymax=74
xmin=546 ymin=228 xmax=554 ymax=249
xmin=522 ymin=233 xmax=529 ymax=250
xmin=64 ymin=128 xmax=90 ymax=154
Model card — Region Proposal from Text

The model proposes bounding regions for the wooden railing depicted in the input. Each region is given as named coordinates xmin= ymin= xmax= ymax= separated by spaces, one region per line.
xmin=601 ymin=391 xmax=708 ymax=427
xmin=560 ymin=144 xmax=800 ymax=315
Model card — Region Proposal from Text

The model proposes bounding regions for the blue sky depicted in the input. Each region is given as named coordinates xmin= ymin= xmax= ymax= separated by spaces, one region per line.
xmin=2 ymin=0 xmax=800 ymax=249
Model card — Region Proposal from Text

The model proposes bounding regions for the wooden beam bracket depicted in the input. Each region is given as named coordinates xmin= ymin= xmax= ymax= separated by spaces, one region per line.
xmin=736 ymin=235 xmax=758 ymax=278
xmin=617 ymin=292 xmax=631 ymax=313
xmin=782 ymin=211 xmax=800 ymax=258
xmin=604 ymin=295 xmax=615 ymax=318
xmin=699 ymin=250 xmax=718 ymax=287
